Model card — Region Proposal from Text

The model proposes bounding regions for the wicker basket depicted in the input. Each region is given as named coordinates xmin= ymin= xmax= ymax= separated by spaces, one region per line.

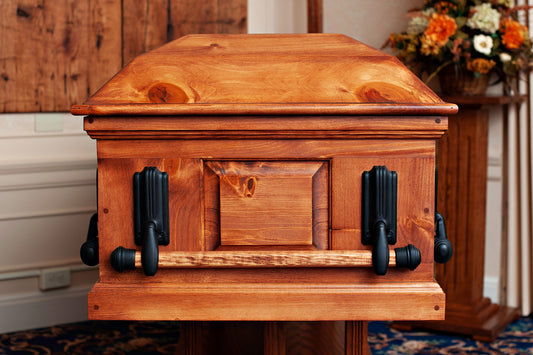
xmin=438 ymin=64 xmax=490 ymax=96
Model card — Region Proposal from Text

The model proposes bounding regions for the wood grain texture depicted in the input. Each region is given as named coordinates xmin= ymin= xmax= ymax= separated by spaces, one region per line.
xmin=122 ymin=0 xmax=169 ymax=66
xmin=1 ymin=0 xmax=246 ymax=112
xmin=285 ymin=322 xmax=345 ymax=355
xmin=88 ymin=282 xmax=445 ymax=321
xmin=0 ymin=0 xmax=121 ymax=112
xmin=265 ymin=322 xmax=286 ymax=355
xmin=84 ymin=116 xmax=449 ymax=140
xmin=205 ymin=161 xmax=327 ymax=247
xmin=132 ymin=250 xmax=396 ymax=268
xmin=72 ymin=34 xmax=458 ymax=116
xmin=345 ymin=321 xmax=368 ymax=355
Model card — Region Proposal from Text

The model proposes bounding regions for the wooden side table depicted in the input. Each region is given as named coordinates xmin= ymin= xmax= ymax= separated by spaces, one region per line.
xmin=395 ymin=96 xmax=521 ymax=342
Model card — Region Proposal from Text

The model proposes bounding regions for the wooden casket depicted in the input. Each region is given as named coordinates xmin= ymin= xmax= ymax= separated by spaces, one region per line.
xmin=73 ymin=34 xmax=456 ymax=354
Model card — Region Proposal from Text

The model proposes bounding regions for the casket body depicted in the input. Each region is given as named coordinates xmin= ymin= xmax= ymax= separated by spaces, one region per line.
xmin=73 ymin=34 xmax=456 ymax=322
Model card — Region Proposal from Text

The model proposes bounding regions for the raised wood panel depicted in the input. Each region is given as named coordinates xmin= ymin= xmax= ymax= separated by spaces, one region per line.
xmin=205 ymin=161 xmax=328 ymax=247
xmin=0 ymin=0 xmax=247 ymax=112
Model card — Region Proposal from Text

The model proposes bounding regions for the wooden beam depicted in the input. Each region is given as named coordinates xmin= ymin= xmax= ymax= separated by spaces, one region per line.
xmin=307 ymin=0 xmax=323 ymax=33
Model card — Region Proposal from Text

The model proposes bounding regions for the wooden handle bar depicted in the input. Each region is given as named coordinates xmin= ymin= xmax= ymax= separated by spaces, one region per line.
xmin=132 ymin=250 xmax=398 ymax=269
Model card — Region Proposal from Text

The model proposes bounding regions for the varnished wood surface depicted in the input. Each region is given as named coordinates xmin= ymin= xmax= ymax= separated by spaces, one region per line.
xmin=84 ymin=115 xmax=448 ymax=140
xmin=176 ymin=321 xmax=357 ymax=355
xmin=73 ymin=102 xmax=458 ymax=117
xmin=94 ymin=138 xmax=438 ymax=287
xmin=72 ymin=34 xmax=458 ymax=116
xmin=133 ymin=250 xmax=395 ymax=268
xmin=88 ymin=282 xmax=445 ymax=321
xmin=1 ymin=1 xmax=247 ymax=112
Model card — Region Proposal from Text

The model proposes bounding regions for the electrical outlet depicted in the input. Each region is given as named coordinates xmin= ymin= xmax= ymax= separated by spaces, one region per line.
xmin=39 ymin=267 xmax=71 ymax=290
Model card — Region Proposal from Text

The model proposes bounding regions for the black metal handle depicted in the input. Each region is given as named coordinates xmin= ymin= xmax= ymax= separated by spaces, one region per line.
xmin=434 ymin=212 xmax=453 ymax=263
xmin=111 ymin=167 xmax=169 ymax=276
xmin=80 ymin=213 xmax=99 ymax=266
xmin=141 ymin=222 xmax=159 ymax=276
xmin=395 ymin=244 xmax=421 ymax=270
xmin=372 ymin=221 xmax=390 ymax=275
xmin=111 ymin=246 xmax=136 ymax=272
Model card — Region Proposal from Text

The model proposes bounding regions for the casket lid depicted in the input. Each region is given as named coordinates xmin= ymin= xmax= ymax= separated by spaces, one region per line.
xmin=71 ymin=34 xmax=457 ymax=116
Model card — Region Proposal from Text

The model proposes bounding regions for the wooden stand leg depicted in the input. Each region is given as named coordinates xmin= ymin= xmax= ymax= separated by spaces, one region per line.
xmin=345 ymin=321 xmax=369 ymax=355
xmin=177 ymin=321 xmax=369 ymax=355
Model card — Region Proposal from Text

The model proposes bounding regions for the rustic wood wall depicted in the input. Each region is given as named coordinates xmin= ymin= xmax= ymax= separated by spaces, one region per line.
xmin=0 ymin=0 xmax=247 ymax=113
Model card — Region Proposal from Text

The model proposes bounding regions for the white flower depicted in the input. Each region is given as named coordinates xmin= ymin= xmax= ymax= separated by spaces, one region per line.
xmin=467 ymin=3 xmax=501 ymax=33
xmin=473 ymin=34 xmax=493 ymax=55
xmin=407 ymin=16 xmax=429 ymax=35
xmin=500 ymin=52 xmax=512 ymax=62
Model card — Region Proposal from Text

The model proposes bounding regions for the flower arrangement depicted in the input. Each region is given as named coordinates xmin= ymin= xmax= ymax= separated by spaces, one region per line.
xmin=387 ymin=0 xmax=533 ymax=92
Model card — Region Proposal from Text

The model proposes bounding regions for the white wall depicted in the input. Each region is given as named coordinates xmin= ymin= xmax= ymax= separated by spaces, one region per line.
xmin=0 ymin=113 xmax=98 ymax=333
xmin=248 ymin=0 xmax=307 ymax=34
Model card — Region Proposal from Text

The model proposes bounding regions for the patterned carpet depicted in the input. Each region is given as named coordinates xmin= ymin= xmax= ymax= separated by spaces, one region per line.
xmin=0 ymin=317 xmax=531 ymax=354
xmin=368 ymin=317 xmax=533 ymax=354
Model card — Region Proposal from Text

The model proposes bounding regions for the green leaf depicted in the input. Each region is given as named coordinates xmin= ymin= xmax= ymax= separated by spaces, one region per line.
xmin=455 ymin=31 xmax=469 ymax=40
xmin=455 ymin=16 xmax=467 ymax=29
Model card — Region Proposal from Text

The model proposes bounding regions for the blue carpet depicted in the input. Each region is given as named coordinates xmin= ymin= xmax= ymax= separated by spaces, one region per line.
xmin=368 ymin=317 xmax=533 ymax=354
xmin=0 ymin=317 xmax=531 ymax=354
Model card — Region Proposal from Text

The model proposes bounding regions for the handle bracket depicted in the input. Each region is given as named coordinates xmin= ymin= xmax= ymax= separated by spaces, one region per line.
xmin=111 ymin=167 xmax=169 ymax=276
xmin=362 ymin=166 xmax=397 ymax=275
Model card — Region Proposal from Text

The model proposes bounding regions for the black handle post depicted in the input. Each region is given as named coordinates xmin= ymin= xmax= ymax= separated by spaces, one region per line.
xmin=80 ymin=213 xmax=99 ymax=266
xmin=372 ymin=221 xmax=390 ymax=275
xmin=141 ymin=222 xmax=159 ymax=276
xmin=434 ymin=212 xmax=453 ymax=263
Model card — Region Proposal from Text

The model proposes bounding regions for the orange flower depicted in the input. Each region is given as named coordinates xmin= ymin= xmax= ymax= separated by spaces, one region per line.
xmin=501 ymin=18 xmax=526 ymax=49
xmin=420 ymin=36 xmax=441 ymax=56
xmin=424 ymin=13 xmax=457 ymax=46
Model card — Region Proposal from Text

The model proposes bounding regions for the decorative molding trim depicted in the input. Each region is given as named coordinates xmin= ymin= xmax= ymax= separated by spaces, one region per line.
xmin=0 ymin=132 xmax=88 ymax=139
xmin=0 ymin=207 xmax=96 ymax=222
xmin=0 ymin=261 xmax=97 ymax=281
xmin=0 ymin=178 xmax=96 ymax=193
xmin=0 ymin=159 xmax=96 ymax=175
xmin=0 ymin=286 xmax=91 ymax=333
